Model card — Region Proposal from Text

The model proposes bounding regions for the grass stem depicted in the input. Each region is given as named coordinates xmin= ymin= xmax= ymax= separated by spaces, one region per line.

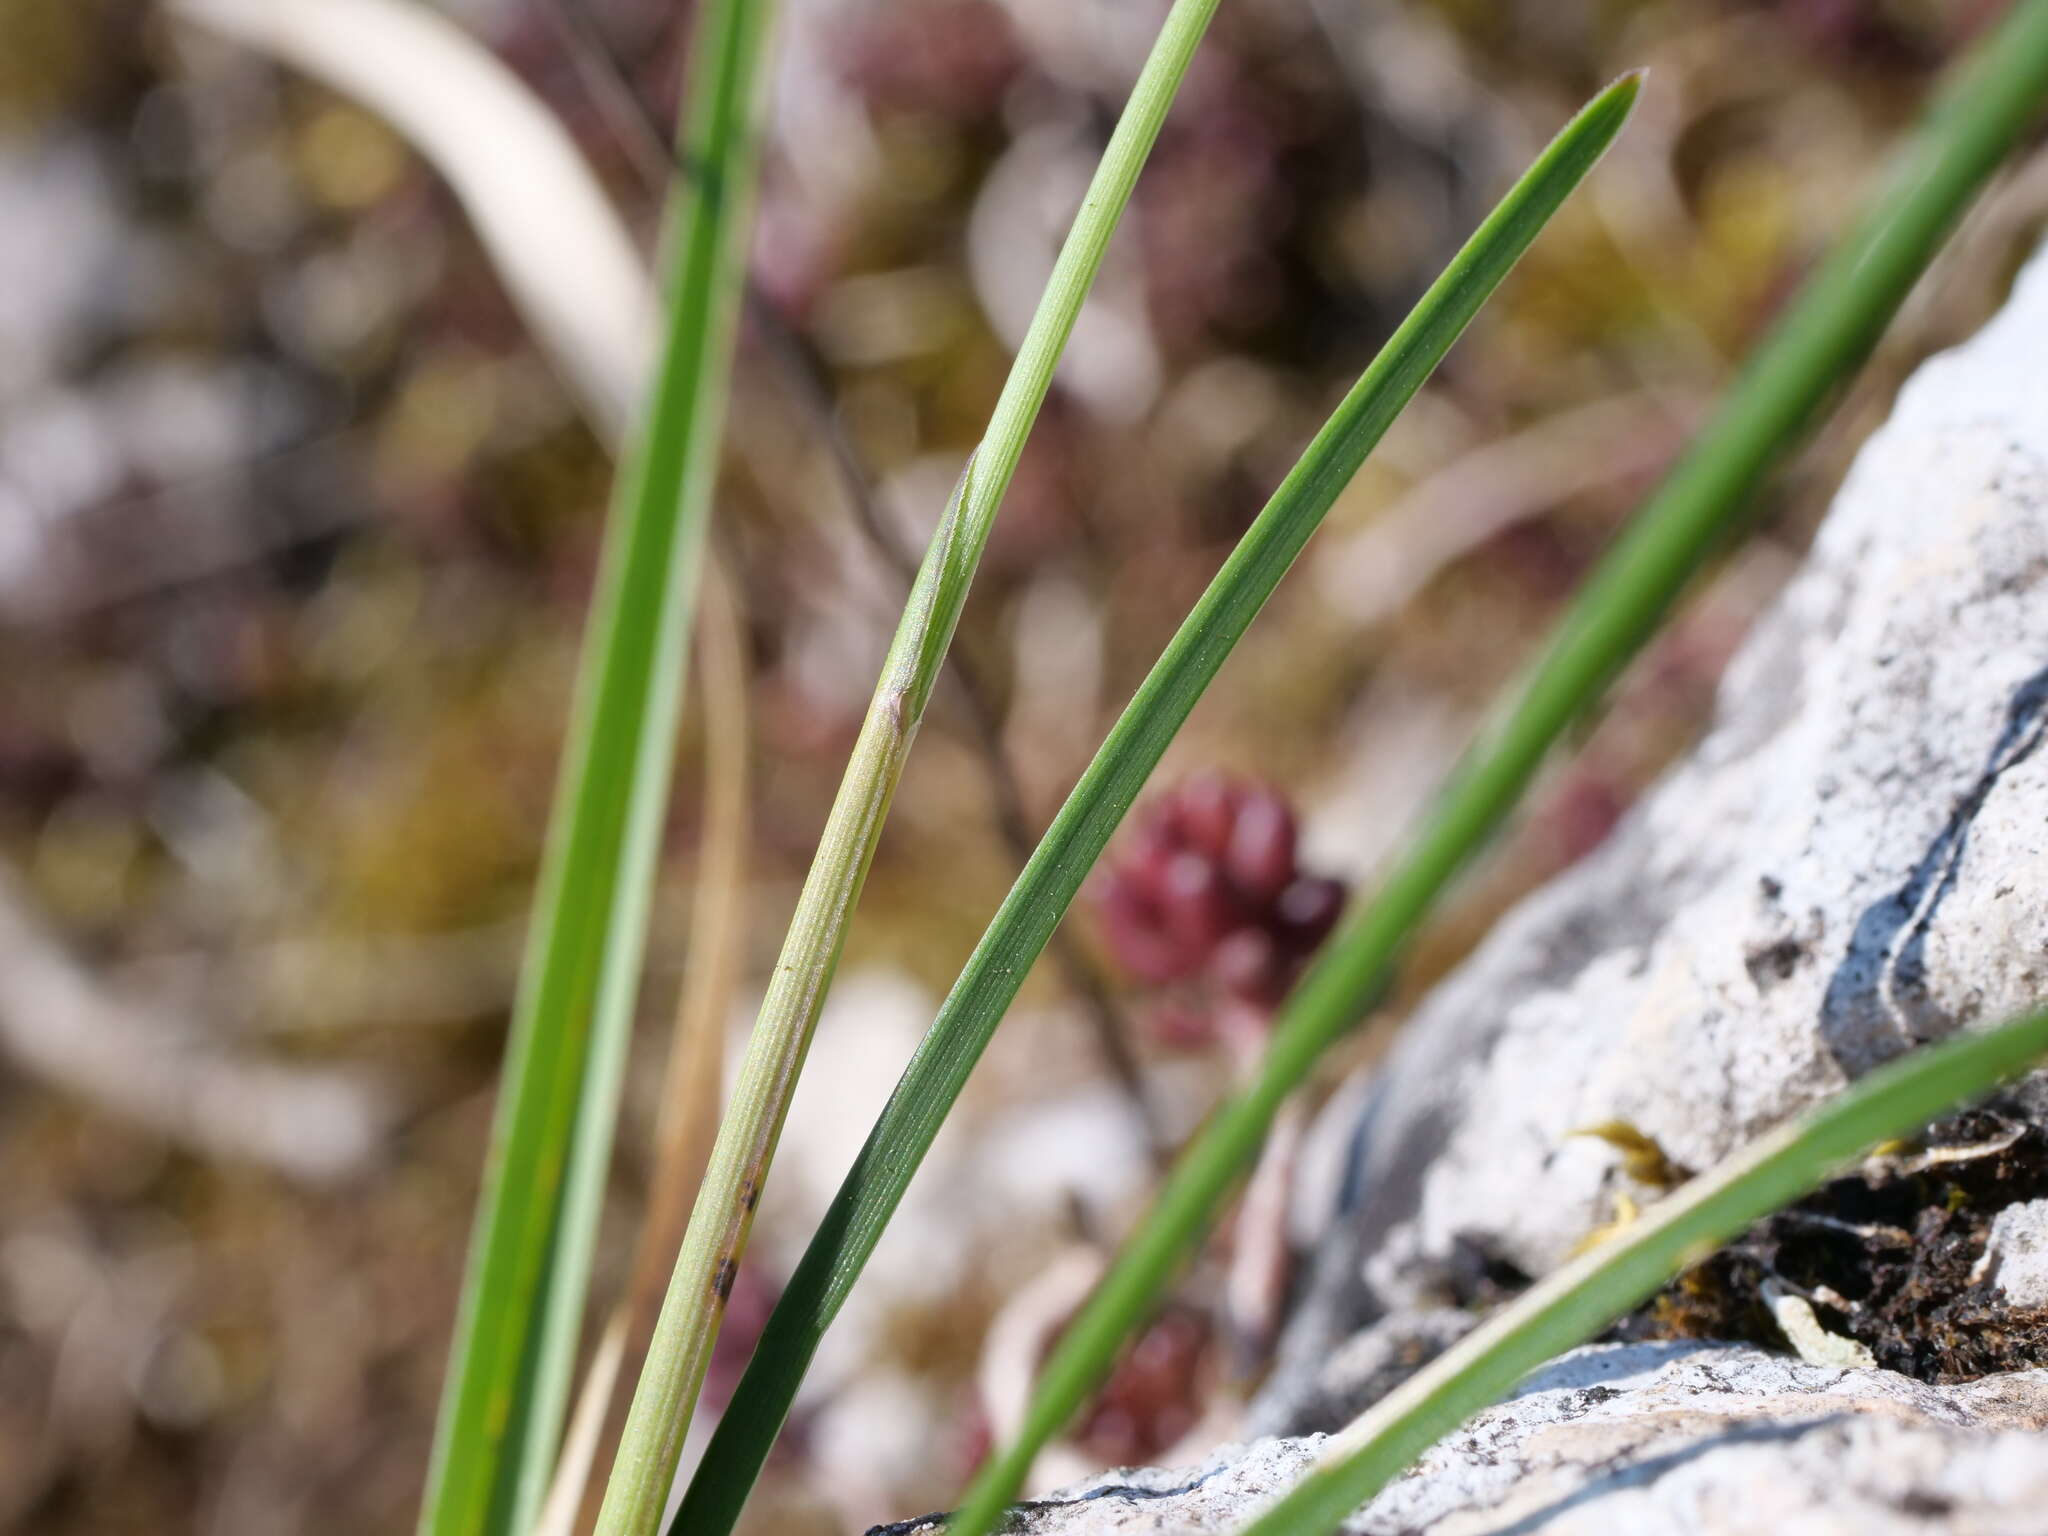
xmin=594 ymin=4 xmax=1227 ymax=1530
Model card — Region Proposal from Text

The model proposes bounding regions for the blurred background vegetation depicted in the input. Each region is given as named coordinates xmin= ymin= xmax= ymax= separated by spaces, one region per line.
xmin=0 ymin=0 xmax=2043 ymax=1531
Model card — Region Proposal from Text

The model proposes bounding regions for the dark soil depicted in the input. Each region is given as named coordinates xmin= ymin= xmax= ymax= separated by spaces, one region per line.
xmin=1619 ymin=1101 xmax=2048 ymax=1382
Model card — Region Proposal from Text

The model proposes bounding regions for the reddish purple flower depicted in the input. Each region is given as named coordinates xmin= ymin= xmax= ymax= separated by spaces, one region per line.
xmin=1069 ymin=1304 xmax=1214 ymax=1467
xmin=1092 ymin=775 xmax=1345 ymax=1046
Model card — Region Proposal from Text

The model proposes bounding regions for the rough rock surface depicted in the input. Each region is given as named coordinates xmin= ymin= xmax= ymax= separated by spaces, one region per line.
xmin=867 ymin=1435 xmax=1329 ymax=1536
xmin=890 ymin=242 xmax=2048 ymax=1535
xmin=1982 ymin=1199 xmax=2048 ymax=1310
xmin=1261 ymin=237 xmax=2048 ymax=1425
xmin=869 ymin=1344 xmax=2048 ymax=1535
xmin=1343 ymin=1343 xmax=2048 ymax=1536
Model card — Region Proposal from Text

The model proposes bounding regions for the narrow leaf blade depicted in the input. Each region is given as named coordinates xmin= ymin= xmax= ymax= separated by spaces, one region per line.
xmin=598 ymin=1 xmax=1230 ymax=1529
xmin=678 ymin=73 xmax=1641 ymax=1536
xmin=418 ymin=0 xmax=776 ymax=1529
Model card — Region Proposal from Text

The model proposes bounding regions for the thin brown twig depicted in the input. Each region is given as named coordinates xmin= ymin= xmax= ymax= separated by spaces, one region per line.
xmin=539 ymin=0 xmax=1168 ymax=1161
xmin=629 ymin=562 xmax=752 ymax=1378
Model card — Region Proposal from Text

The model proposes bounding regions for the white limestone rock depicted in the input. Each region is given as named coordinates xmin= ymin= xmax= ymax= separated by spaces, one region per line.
xmin=1263 ymin=241 xmax=2048 ymax=1414
xmin=865 ymin=1434 xmax=1329 ymax=1536
xmin=881 ymin=1344 xmax=2048 ymax=1536
xmin=1344 ymin=1342 xmax=2048 ymax=1536
xmin=1980 ymin=1198 xmax=2048 ymax=1309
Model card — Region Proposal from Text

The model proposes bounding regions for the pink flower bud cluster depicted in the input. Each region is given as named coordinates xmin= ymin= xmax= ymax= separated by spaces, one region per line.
xmin=1093 ymin=775 xmax=1345 ymax=1046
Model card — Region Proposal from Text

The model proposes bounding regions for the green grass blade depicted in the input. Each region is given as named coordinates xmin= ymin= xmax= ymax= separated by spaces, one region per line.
xmin=417 ymin=1 xmax=776 ymax=1530
xmin=943 ymin=9 xmax=2048 ymax=1535
xmin=592 ymin=4 xmax=1226 ymax=1532
xmin=1235 ymin=1006 xmax=2048 ymax=1536
xmin=676 ymin=76 xmax=1642 ymax=1536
